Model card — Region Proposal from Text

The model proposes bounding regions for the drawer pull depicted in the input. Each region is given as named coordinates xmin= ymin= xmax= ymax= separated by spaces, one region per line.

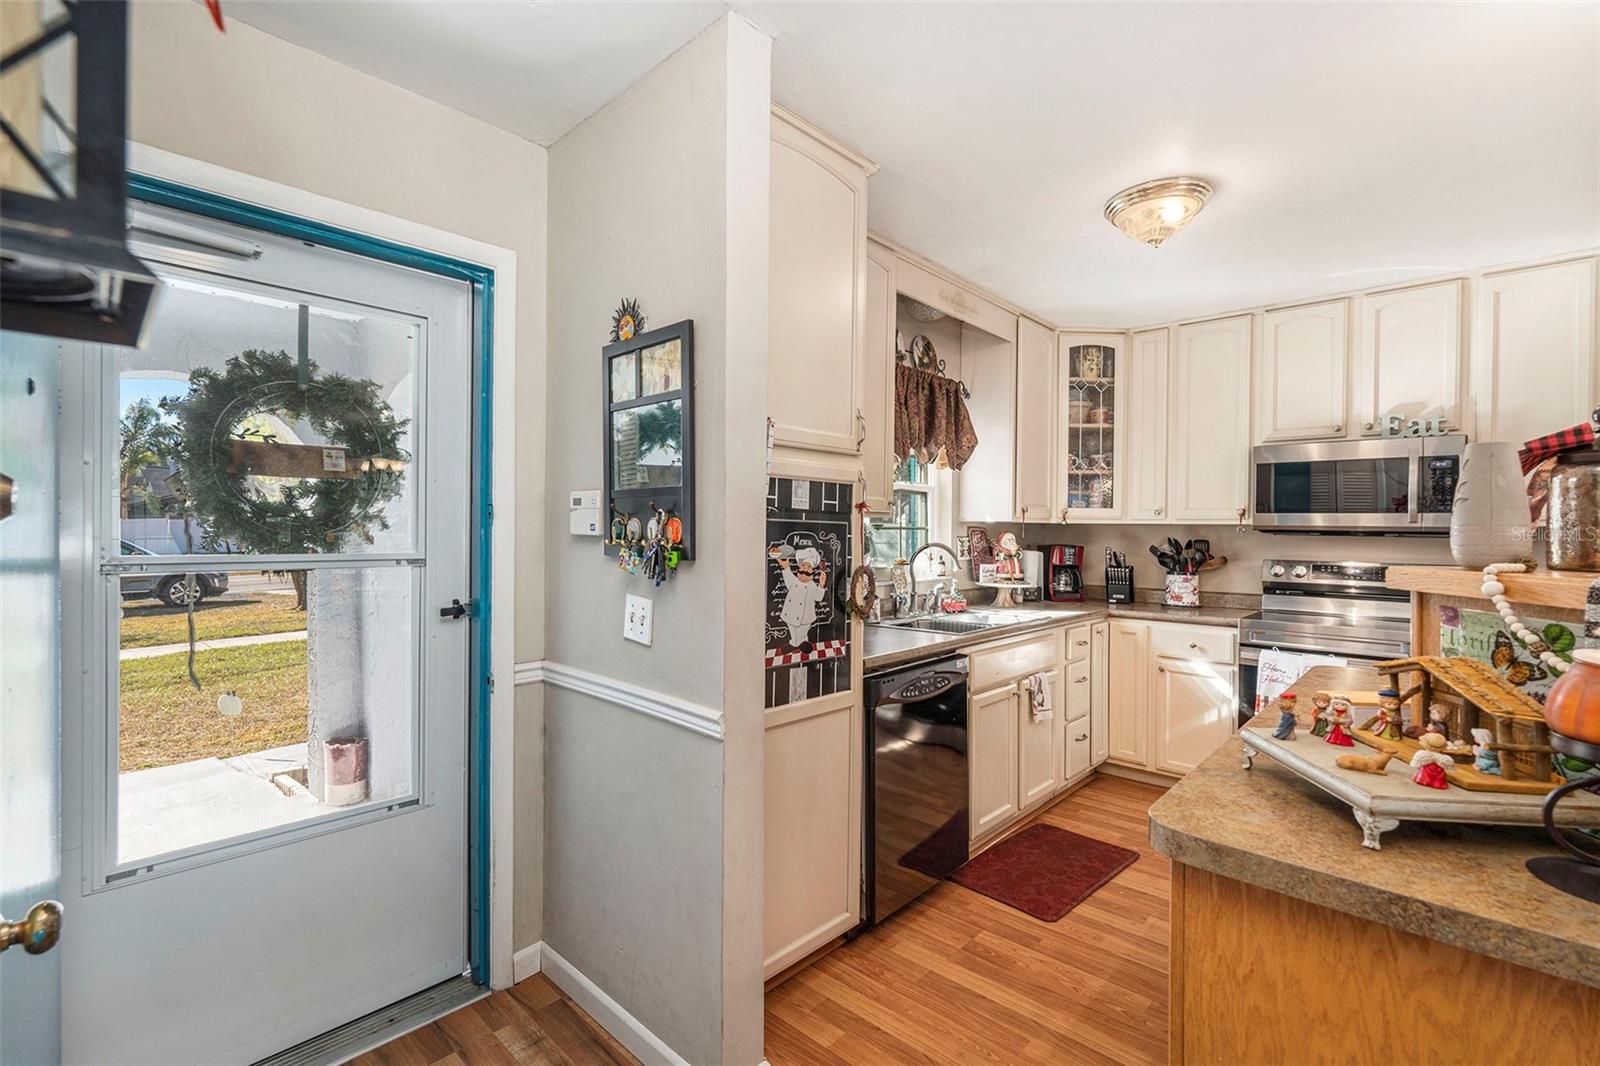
xmin=1189 ymin=642 xmax=1201 ymax=650
xmin=1075 ymin=733 xmax=1088 ymax=742
xmin=1075 ymin=675 xmax=1088 ymax=684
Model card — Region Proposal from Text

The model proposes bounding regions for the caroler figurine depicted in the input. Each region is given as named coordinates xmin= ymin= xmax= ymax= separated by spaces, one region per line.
xmin=1323 ymin=697 xmax=1355 ymax=747
xmin=1367 ymin=689 xmax=1404 ymax=742
xmin=1410 ymin=732 xmax=1455 ymax=789
xmin=1309 ymin=691 xmax=1333 ymax=738
xmin=1271 ymin=693 xmax=1299 ymax=740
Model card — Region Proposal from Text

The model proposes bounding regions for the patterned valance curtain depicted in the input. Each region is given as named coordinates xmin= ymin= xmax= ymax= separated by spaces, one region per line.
xmin=894 ymin=363 xmax=978 ymax=470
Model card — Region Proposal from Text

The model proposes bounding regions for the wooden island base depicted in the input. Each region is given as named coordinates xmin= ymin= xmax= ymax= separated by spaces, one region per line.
xmin=1170 ymin=863 xmax=1600 ymax=1065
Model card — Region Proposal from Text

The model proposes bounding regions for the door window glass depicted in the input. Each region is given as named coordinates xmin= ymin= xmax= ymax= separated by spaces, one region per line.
xmin=115 ymin=562 xmax=417 ymax=865
xmin=116 ymin=274 xmax=421 ymax=557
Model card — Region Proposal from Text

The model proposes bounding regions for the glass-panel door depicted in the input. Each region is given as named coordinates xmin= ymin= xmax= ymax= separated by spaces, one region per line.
xmin=1058 ymin=334 xmax=1126 ymax=520
xmin=60 ymin=201 xmax=476 ymax=1064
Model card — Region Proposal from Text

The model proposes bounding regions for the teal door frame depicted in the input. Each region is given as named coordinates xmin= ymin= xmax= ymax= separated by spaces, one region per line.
xmin=125 ymin=174 xmax=497 ymax=984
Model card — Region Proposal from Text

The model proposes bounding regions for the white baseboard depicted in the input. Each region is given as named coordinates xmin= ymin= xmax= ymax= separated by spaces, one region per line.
xmin=539 ymin=945 xmax=690 ymax=1066
xmin=512 ymin=941 xmax=543 ymax=985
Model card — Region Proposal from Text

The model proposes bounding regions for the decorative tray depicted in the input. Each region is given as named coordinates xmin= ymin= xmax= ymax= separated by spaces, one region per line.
xmin=1239 ymin=723 xmax=1600 ymax=850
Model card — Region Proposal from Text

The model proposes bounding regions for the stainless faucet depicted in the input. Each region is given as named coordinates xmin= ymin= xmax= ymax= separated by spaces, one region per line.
xmin=908 ymin=541 xmax=959 ymax=612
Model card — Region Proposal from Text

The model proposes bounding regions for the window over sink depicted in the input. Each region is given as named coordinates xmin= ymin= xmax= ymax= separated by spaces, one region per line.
xmin=865 ymin=455 xmax=935 ymax=568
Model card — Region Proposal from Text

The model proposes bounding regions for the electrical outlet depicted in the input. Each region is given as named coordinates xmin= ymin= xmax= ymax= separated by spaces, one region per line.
xmin=623 ymin=594 xmax=653 ymax=646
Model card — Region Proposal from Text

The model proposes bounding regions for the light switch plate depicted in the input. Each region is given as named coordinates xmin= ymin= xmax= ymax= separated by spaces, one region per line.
xmin=623 ymin=593 xmax=653 ymax=646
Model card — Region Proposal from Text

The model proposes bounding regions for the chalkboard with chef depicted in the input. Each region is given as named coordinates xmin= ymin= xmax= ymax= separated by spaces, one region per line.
xmin=767 ymin=531 xmax=840 ymax=653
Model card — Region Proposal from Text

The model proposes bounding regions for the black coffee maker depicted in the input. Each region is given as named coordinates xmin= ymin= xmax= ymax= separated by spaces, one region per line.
xmin=1047 ymin=545 xmax=1085 ymax=603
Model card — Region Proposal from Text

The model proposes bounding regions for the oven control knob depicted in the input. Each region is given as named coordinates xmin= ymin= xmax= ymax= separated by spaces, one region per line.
xmin=1291 ymin=565 xmax=1309 ymax=578
xmin=1269 ymin=564 xmax=1286 ymax=578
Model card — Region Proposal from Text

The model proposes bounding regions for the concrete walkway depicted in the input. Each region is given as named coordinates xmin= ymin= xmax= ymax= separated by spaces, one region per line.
xmin=120 ymin=629 xmax=308 ymax=661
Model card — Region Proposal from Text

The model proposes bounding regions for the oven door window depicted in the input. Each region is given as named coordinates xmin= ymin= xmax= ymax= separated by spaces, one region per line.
xmin=1257 ymin=458 xmax=1410 ymax=514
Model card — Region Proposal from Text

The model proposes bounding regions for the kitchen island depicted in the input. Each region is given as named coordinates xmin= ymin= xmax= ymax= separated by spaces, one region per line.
xmin=1150 ymin=661 xmax=1600 ymax=1065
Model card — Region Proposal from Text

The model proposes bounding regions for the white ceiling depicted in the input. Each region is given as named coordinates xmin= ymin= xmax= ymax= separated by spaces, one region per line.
xmin=223 ymin=1 xmax=1600 ymax=325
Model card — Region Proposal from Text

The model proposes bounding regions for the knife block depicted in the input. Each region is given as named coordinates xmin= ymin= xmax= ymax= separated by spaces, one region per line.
xmin=1106 ymin=565 xmax=1134 ymax=604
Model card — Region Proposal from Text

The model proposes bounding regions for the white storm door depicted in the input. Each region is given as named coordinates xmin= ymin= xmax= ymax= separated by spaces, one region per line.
xmin=59 ymin=205 xmax=474 ymax=1065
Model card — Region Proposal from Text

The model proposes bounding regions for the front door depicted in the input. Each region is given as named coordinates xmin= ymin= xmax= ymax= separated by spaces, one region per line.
xmin=57 ymin=202 xmax=475 ymax=1063
xmin=0 ymin=331 xmax=64 ymax=1066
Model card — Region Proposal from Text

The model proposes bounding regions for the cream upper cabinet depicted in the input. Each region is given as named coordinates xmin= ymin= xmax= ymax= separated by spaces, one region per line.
xmin=1057 ymin=333 xmax=1127 ymax=521
xmin=861 ymin=241 xmax=897 ymax=512
xmin=1107 ymin=619 xmax=1149 ymax=766
xmin=1355 ymin=281 xmax=1464 ymax=436
xmin=970 ymin=683 xmax=1021 ymax=840
xmin=1170 ymin=316 xmax=1252 ymax=524
xmin=1255 ymin=299 xmax=1349 ymax=443
xmin=1014 ymin=317 xmax=1056 ymax=522
xmin=1152 ymin=656 xmax=1237 ymax=776
xmin=768 ymin=110 xmax=873 ymax=459
xmin=1019 ymin=668 xmax=1062 ymax=810
xmin=1125 ymin=328 xmax=1170 ymax=521
xmin=1090 ymin=621 xmax=1110 ymax=767
xmin=1474 ymin=258 xmax=1598 ymax=445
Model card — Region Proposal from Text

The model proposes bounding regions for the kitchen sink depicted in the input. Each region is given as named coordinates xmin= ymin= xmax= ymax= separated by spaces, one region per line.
xmin=889 ymin=616 xmax=996 ymax=635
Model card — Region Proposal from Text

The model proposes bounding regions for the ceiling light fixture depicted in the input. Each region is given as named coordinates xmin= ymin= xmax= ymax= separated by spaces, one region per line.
xmin=1103 ymin=176 xmax=1214 ymax=249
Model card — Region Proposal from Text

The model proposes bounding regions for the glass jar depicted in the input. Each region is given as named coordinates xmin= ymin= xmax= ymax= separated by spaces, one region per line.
xmin=1547 ymin=449 xmax=1600 ymax=571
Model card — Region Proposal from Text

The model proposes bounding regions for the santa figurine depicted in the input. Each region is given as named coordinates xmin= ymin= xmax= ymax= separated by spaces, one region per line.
xmin=1322 ymin=697 xmax=1355 ymax=747
xmin=1270 ymin=693 xmax=1299 ymax=740
xmin=1410 ymin=732 xmax=1455 ymax=789
xmin=1367 ymin=689 xmax=1404 ymax=742
xmin=1308 ymin=691 xmax=1333 ymax=738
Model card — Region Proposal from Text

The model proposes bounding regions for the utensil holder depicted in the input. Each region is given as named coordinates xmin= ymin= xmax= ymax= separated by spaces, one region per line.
xmin=1106 ymin=565 xmax=1134 ymax=604
xmin=1164 ymin=573 xmax=1200 ymax=608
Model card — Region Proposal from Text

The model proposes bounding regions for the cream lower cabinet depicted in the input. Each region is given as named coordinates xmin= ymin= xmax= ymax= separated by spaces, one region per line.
xmin=1089 ymin=621 xmax=1110 ymax=766
xmin=968 ymin=626 xmax=1081 ymax=845
xmin=763 ymin=691 xmax=861 ymax=978
xmin=970 ymin=683 xmax=1021 ymax=839
xmin=1107 ymin=619 xmax=1237 ymax=776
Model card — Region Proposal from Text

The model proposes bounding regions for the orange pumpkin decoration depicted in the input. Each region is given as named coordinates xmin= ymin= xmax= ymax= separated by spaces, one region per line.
xmin=1542 ymin=649 xmax=1600 ymax=746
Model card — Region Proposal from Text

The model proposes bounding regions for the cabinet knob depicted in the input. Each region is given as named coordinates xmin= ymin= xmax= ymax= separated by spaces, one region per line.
xmin=1189 ymin=642 xmax=1200 ymax=650
xmin=1364 ymin=421 xmax=1375 ymax=430
xmin=1075 ymin=675 xmax=1088 ymax=684
xmin=1075 ymin=733 xmax=1089 ymax=742
xmin=1333 ymin=424 xmax=1343 ymax=433
xmin=1154 ymin=508 xmax=1162 ymax=517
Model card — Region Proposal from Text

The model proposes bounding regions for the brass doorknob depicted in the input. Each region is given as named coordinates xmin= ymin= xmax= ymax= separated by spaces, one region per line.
xmin=0 ymin=900 xmax=62 ymax=955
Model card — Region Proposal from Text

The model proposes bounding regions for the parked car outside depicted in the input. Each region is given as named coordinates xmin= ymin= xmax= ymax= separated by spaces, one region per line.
xmin=119 ymin=540 xmax=230 ymax=607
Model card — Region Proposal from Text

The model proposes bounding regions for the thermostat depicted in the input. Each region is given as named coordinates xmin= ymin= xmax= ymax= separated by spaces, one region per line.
xmin=569 ymin=489 xmax=600 ymax=536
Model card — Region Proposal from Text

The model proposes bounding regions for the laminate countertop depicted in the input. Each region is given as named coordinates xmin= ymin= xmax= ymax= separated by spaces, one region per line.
xmin=1148 ymin=664 xmax=1600 ymax=988
xmin=862 ymin=599 xmax=1256 ymax=672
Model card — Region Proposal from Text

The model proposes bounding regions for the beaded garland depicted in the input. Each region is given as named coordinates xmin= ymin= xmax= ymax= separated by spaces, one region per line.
xmin=1479 ymin=562 xmax=1569 ymax=676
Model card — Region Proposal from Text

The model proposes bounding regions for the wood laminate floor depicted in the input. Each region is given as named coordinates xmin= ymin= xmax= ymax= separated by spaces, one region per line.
xmin=352 ymin=974 xmax=638 ymax=1066
xmin=765 ymin=774 xmax=1171 ymax=1066
xmin=368 ymin=774 xmax=1167 ymax=1066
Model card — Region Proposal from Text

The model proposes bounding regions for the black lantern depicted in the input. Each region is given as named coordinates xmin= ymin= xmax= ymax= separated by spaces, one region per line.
xmin=1 ymin=0 xmax=158 ymax=346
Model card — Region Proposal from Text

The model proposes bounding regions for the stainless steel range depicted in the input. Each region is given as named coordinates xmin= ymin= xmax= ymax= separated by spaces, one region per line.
xmin=1237 ymin=559 xmax=1412 ymax=726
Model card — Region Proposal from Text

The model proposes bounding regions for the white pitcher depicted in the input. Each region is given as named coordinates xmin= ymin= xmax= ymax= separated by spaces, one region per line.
xmin=1450 ymin=441 xmax=1533 ymax=568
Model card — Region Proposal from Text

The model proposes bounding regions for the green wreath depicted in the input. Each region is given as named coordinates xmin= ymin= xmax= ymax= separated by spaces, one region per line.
xmin=163 ymin=349 xmax=410 ymax=554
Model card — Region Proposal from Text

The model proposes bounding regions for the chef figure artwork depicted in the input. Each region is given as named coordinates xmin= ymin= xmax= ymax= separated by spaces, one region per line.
xmin=766 ymin=528 xmax=843 ymax=656
xmin=770 ymin=543 xmax=829 ymax=652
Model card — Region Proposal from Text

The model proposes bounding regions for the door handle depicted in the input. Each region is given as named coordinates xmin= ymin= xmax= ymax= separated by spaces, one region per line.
xmin=439 ymin=598 xmax=472 ymax=620
xmin=0 ymin=900 xmax=62 ymax=955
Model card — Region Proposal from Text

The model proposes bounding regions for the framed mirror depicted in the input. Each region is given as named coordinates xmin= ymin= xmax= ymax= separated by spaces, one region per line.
xmin=602 ymin=319 xmax=693 ymax=559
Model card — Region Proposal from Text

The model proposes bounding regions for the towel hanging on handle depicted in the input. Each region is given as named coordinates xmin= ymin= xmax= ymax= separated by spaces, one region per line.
xmin=1026 ymin=671 xmax=1053 ymax=722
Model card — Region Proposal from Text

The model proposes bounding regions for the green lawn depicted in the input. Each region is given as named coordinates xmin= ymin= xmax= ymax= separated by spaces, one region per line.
xmin=119 ymin=640 xmax=307 ymax=771
xmin=120 ymin=593 xmax=305 ymax=649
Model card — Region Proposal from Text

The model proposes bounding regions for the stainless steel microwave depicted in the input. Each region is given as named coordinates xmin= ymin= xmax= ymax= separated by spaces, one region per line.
xmin=1251 ymin=434 xmax=1466 ymax=533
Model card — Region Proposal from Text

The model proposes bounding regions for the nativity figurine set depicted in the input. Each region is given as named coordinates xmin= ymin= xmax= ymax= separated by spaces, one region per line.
xmin=1262 ymin=686 xmax=1496 ymax=791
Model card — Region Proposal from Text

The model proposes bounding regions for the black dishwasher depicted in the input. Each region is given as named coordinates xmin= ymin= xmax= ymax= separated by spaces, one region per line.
xmin=861 ymin=655 xmax=969 ymax=929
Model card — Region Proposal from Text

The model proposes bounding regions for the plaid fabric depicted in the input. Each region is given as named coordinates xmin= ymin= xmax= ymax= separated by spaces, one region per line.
xmin=765 ymin=639 xmax=848 ymax=668
xmin=1519 ymin=419 xmax=1597 ymax=475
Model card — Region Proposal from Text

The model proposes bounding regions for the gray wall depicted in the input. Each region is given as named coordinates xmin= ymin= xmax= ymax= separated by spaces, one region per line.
xmin=543 ymin=14 xmax=769 ymax=1064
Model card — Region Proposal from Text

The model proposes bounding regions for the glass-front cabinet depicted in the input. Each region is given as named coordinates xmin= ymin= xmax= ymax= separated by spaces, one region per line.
xmin=1056 ymin=333 xmax=1128 ymax=521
